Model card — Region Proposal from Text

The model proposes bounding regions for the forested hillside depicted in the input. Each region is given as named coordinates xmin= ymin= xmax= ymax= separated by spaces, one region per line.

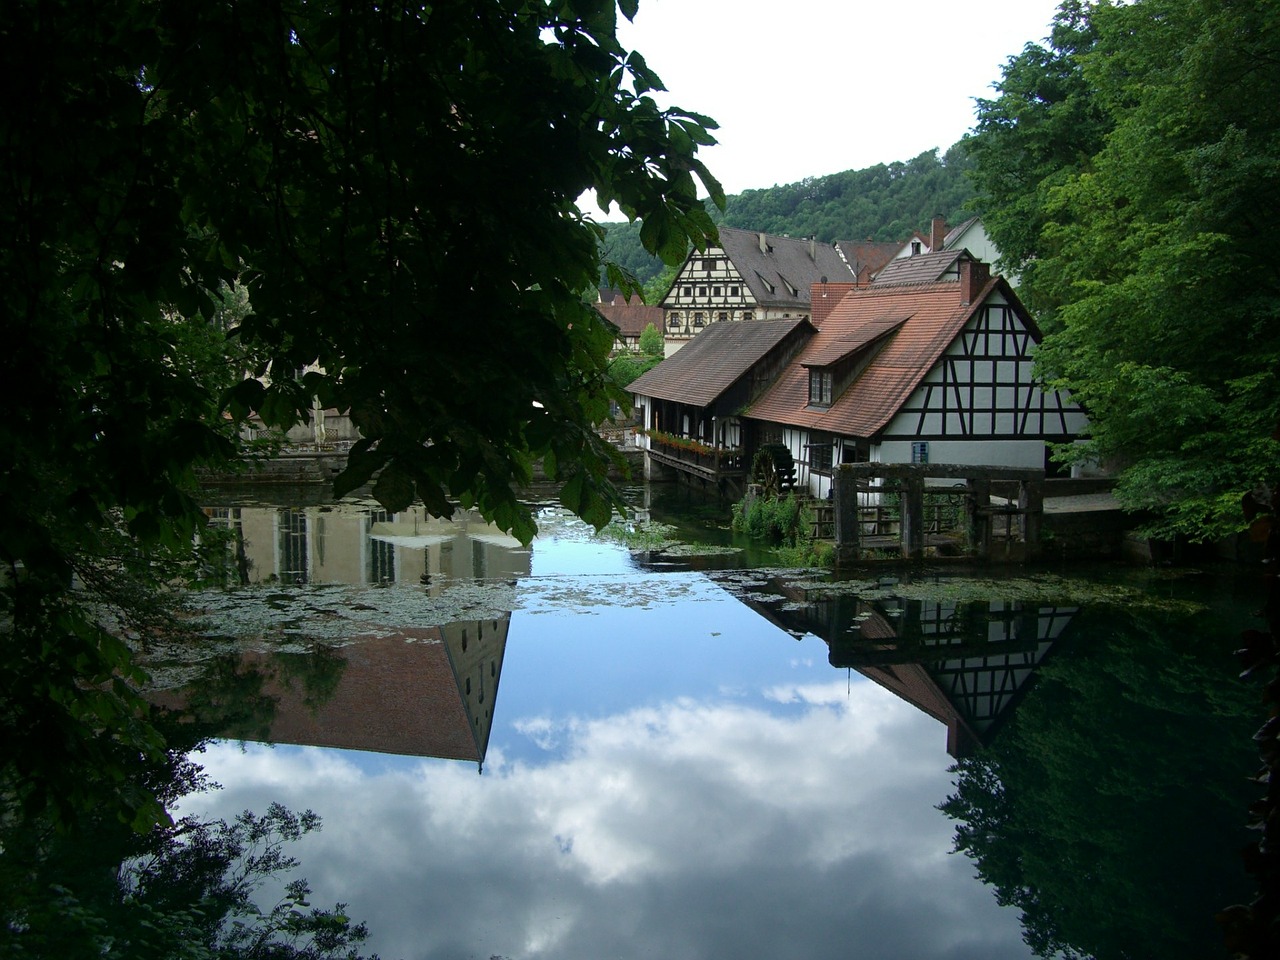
xmin=965 ymin=0 xmax=1280 ymax=545
xmin=599 ymin=144 xmax=975 ymax=287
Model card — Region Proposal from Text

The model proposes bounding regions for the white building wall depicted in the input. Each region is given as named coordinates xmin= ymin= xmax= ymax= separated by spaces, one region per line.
xmin=874 ymin=437 xmax=1048 ymax=470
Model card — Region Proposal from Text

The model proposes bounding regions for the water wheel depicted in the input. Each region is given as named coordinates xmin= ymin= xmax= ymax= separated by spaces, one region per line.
xmin=751 ymin=444 xmax=796 ymax=498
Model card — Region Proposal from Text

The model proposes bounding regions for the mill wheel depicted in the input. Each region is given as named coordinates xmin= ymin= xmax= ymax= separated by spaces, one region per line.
xmin=751 ymin=444 xmax=795 ymax=498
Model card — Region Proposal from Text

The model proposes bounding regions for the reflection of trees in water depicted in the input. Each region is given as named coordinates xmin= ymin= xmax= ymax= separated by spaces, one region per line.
xmin=161 ymin=643 xmax=349 ymax=743
xmin=939 ymin=609 xmax=1256 ymax=959
xmin=2 ymin=657 xmax=369 ymax=958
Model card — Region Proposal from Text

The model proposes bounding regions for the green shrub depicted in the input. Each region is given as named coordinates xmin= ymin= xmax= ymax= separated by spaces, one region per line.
xmin=732 ymin=493 xmax=812 ymax=547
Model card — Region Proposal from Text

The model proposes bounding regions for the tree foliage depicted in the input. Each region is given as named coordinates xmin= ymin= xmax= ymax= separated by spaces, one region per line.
xmin=966 ymin=0 xmax=1280 ymax=539
xmin=0 ymin=0 xmax=721 ymax=834
xmin=638 ymin=323 xmax=664 ymax=357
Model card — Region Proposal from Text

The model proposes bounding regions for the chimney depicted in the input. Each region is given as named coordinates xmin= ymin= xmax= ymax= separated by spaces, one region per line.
xmin=960 ymin=256 xmax=991 ymax=305
xmin=809 ymin=236 xmax=817 ymax=261
xmin=758 ymin=232 xmax=768 ymax=255
xmin=931 ymin=216 xmax=947 ymax=252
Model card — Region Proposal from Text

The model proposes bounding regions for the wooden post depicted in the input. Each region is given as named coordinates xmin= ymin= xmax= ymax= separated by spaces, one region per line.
xmin=967 ymin=479 xmax=991 ymax=559
xmin=901 ymin=475 xmax=925 ymax=559
xmin=833 ymin=467 xmax=860 ymax=567
xmin=1019 ymin=479 xmax=1044 ymax=558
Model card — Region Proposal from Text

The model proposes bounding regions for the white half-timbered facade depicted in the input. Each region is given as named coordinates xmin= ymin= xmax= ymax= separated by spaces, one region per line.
xmin=746 ymin=252 xmax=1088 ymax=499
xmin=660 ymin=227 xmax=853 ymax=356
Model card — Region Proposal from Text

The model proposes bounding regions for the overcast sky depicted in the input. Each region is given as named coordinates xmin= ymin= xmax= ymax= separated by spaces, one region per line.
xmin=600 ymin=0 xmax=1063 ymax=201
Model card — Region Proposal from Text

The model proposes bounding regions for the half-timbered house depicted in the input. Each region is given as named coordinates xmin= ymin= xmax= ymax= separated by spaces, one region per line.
xmin=745 ymin=252 xmax=1088 ymax=498
xmin=659 ymin=227 xmax=852 ymax=355
xmin=629 ymin=318 xmax=814 ymax=493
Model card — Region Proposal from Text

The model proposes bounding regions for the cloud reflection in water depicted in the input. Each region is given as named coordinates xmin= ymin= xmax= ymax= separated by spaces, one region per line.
xmin=186 ymin=676 xmax=1031 ymax=960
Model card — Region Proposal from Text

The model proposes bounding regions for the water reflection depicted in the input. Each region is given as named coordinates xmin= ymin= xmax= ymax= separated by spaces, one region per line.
xmin=204 ymin=499 xmax=529 ymax=588
xmin=732 ymin=576 xmax=1076 ymax=757
xmin=155 ymin=497 xmax=1260 ymax=960
xmin=161 ymin=500 xmax=531 ymax=770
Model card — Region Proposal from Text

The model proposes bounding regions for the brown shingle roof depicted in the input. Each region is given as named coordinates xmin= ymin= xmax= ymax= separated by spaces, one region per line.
xmin=872 ymin=249 xmax=966 ymax=287
xmin=717 ymin=227 xmax=854 ymax=308
xmin=629 ymin=318 xmax=812 ymax=407
xmin=834 ymin=240 xmax=902 ymax=281
xmin=943 ymin=217 xmax=981 ymax=249
xmin=596 ymin=300 xmax=663 ymax=339
xmin=747 ymin=277 xmax=1001 ymax=437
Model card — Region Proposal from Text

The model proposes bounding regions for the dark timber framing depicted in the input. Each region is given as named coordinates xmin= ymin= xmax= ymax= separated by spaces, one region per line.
xmin=832 ymin=463 xmax=1047 ymax=564
xmin=898 ymin=304 xmax=1083 ymax=441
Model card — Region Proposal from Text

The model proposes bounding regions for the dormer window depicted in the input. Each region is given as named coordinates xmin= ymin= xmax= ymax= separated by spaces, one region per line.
xmin=808 ymin=369 xmax=833 ymax=406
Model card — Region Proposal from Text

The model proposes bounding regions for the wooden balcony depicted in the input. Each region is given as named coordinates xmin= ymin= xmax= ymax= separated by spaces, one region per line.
xmin=644 ymin=433 xmax=746 ymax=483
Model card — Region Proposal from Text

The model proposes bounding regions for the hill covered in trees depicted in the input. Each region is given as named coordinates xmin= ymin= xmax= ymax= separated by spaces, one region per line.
xmin=600 ymin=144 xmax=975 ymax=289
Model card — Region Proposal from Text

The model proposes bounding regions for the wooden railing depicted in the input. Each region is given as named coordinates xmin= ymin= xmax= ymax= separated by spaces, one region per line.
xmin=644 ymin=432 xmax=746 ymax=480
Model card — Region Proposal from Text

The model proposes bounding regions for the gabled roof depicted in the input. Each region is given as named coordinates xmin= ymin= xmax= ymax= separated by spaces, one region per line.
xmin=943 ymin=216 xmax=981 ymax=249
xmin=630 ymin=318 xmax=812 ymax=407
xmin=596 ymin=300 xmax=663 ymax=339
xmin=872 ymin=248 xmax=966 ymax=287
xmin=717 ymin=227 xmax=854 ymax=309
xmin=747 ymin=276 xmax=1005 ymax=437
xmin=834 ymin=240 xmax=901 ymax=281
xmin=800 ymin=307 xmax=912 ymax=368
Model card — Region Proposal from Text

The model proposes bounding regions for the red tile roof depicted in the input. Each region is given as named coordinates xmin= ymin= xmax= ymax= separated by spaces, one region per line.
xmin=747 ymin=277 xmax=1001 ymax=437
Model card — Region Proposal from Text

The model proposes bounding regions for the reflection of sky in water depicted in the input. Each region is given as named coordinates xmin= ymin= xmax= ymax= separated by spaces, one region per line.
xmin=181 ymin=525 xmax=1033 ymax=960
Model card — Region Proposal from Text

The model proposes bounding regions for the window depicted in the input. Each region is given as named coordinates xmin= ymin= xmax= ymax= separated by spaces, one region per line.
xmin=668 ymin=312 xmax=682 ymax=329
xmin=910 ymin=241 xmax=922 ymax=256
xmin=702 ymin=258 xmax=714 ymax=272
xmin=809 ymin=437 xmax=833 ymax=474
xmin=713 ymin=286 xmax=722 ymax=296
xmin=808 ymin=369 xmax=833 ymax=406
xmin=912 ymin=441 xmax=929 ymax=464
xmin=743 ymin=311 xmax=754 ymax=321
xmin=697 ymin=286 xmax=707 ymax=296
xmin=731 ymin=286 xmax=740 ymax=296
xmin=693 ymin=312 xmax=705 ymax=327
xmin=682 ymin=286 xmax=692 ymax=297
xmin=717 ymin=312 xmax=728 ymax=322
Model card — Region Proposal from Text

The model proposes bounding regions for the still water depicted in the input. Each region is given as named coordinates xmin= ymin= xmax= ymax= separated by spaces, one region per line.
xmin=155 ymin=486 xmax=1263 ymax=960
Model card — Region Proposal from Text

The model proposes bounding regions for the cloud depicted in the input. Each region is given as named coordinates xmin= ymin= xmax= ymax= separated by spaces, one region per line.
xmin=183 ymin=687 xmax=1028 ymax=960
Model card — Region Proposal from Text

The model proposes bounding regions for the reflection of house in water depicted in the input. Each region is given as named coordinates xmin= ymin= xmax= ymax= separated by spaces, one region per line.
xmin=205 ymin=502 xmax=530 ymax=587
xmin=244 ymin=621 xmax=509 ymax=770
xmin=184 ymin=500 xmax=531 ymax=769
xmin=740 ymin=580 xmax=1075 ymax=757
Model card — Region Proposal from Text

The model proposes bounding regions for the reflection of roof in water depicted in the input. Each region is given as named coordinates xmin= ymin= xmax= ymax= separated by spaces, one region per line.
xmin=244 ymin=629 xmax=482 ymax=762
xmin=729 ymin=583 xmax=1076 ymax=759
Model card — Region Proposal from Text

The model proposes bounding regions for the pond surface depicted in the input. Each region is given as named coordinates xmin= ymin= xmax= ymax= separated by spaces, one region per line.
xmin=156 ymin=485 xmax=1264 ymax=960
